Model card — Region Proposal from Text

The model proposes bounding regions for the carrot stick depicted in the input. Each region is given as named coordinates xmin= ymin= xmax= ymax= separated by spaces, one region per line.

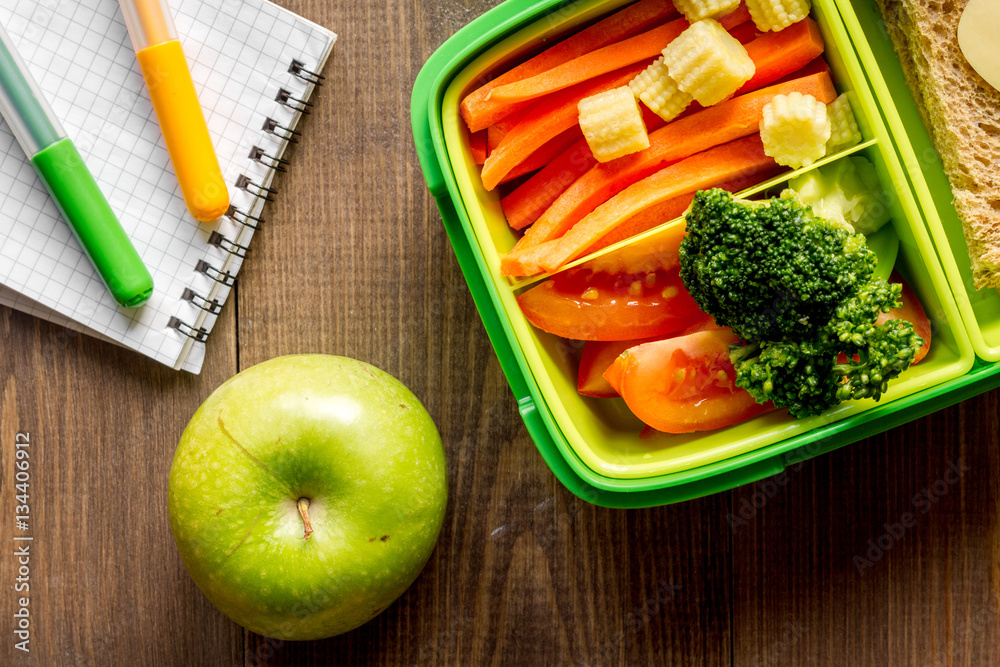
xmin=461 ymin=0 xmax=679 ymax=132
xmin=500 ymin=28 xmax=825 ymax=233
xmin=487 ymin=108 xmax=528 ymax=154
xmin=772 ymin=55 xmax=830 ymax=85
xmin=500 ymin=126 xmax=583 ymax=184
xmin=470 ymin=130 xmax=487 ymax=164
xmin=501 ymin=107 xmax=666 ymax=230
xmin=513 ymin=71 xmax=834 ymax=250
xmin=585 ymin=197 xmax=691 ymax=256
xmin=727 ymin=20 xmax=760 ymax=44
xmin=735 ymin=18 xmax=824 ymax=95
xmin=480 ymin=63 xmax=648 ymax=191
xmin=487 ymin=6 xmax=752 ymax=106
xmin=582 ymin=166 xmax=781 ymax=254
xmin=501 ymin=139 xmax=595 ymax=229
xmin=487 ymin=124 xmax=506 ymax=155
xmin=501 ymin=134 xmax=776 ymax=276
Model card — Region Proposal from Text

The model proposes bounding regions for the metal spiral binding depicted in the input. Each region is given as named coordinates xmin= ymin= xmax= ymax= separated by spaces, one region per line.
xmin=235 ymin=174 xmax=277 ymax=202
xmin=171 ymin=56 xmax=326 ymax=348
xmin=262 ymin=117 xmax=301 ymax=143
xmin=276 ymin=88 xmax=313 ymax=114
xmin=288 ymin=59 xmax=324 ymax=85
xmin=225 ymin=204 xmax=264 ymax=230
xmin=208 ymin=231 xmax=250 ymax=259
xmin=195 ymin=259 xmax=236 ymax=287
xmin=181 ymin=288 xmax=222 ymax=315
xmin=249 ymin=145 xmax=289 ymax=172
xmin=168 ymin=316 xmax=209 ymax=342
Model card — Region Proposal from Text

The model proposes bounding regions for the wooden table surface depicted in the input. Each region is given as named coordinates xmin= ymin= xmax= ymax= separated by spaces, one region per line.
xmin=2 ymin=0 xmax=999 ymax=665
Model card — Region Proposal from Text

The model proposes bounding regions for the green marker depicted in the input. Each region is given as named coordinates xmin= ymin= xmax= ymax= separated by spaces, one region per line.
xmin=0 ymin=23 xmax=153 ymax=308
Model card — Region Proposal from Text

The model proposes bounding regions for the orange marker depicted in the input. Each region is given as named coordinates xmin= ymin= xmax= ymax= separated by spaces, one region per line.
xmin=119 ymin=0 xmax=229 ymax=221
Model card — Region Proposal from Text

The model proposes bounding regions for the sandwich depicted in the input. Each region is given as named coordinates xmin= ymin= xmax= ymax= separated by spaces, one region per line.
xmin=876 ymin=0 xmax=1000 ymax=289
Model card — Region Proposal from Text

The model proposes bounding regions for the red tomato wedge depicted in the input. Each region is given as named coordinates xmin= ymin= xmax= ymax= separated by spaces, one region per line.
xmin=878 ymin=273 xmax=932 ymax=364
xmin=603 ymin=349 xmax=625 ymax=395
xmin=578 ymin=338 xmax=655 ymax=397
xmin=517 ymin=268 xmax=702 ymax=341
xmin=576 ymin=310 xmax=716 ymax=397
xmin=604 ymin=329 xmax=772 ymax=433
xmin=680 ymin=314 xmax=723 ymax=335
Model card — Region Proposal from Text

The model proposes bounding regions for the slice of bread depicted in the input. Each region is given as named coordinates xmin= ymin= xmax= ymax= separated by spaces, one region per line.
xmin=877 ymin=0 xmax=1000 ymax=289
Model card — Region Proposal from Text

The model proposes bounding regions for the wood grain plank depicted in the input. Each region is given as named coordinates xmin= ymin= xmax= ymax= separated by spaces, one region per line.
xmin=732 ymin=393 xmax=1000 ymax=666
xmin=883 ymin=395 xmax=1000 ymax=667
xmin=0 ymin=304 xmax=241 ymax=666
xmin=731 ymin=429 xmax=890 ymax=666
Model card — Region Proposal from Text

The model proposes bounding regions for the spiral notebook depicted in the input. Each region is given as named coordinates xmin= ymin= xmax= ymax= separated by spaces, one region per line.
xmin=0 ymin=0 xmax=336 ymax=373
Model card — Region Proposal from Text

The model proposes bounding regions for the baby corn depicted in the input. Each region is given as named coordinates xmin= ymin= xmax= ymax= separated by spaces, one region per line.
xmin=578 ymin=86 xmax=650 ymax=162
xmin=661 ymin=19 xmax=755 ymax=107
xmin=760 ymin=91 xmax=831 ymax=168
xmin=629 ymin=57 xmax=693 ymax=122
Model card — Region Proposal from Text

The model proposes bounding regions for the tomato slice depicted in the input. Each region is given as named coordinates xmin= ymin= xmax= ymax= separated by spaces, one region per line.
xmin=578 ymin=338 xmax=656 ymax=397
xmin=877 ymin=273 xmax=931 ymax=364
xmin=517 ymin=268 xmax=703 ymax=341
xmin=603 ymin=353 xmax=625 ymax=397
xmin=577 ymin=317 xmax=719 ymax=397
xmin=680 ymin=314 xmax=723 ymax=335
xmin=604 ymin=329 xmax=772 ymax=433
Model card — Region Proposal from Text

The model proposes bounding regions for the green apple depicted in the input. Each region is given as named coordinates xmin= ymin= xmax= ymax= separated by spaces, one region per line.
xmin=168 ymin=354 xmax=447 ymax=640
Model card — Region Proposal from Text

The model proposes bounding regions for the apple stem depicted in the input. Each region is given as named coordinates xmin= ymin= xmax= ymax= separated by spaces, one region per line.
xmin=297 ymin=498 xmax=314 ymax=541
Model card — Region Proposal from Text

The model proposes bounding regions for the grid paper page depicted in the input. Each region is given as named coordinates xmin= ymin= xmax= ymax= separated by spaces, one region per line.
xmin=0 ymin=0 xmax=335 ymax=372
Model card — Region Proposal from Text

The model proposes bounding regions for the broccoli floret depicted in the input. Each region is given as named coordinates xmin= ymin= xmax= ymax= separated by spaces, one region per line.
xmin=679 ymin=189 xmax=877 ymax=342
xmin=827 ymin=281 xmax=922 ymax=403
xmin=680 ymin=188 xmax=923 ymax=419
xmin=730 ymin=339 xmax=840 ymax=419
xmin=731 ymin=281 xmax=922 ymax=418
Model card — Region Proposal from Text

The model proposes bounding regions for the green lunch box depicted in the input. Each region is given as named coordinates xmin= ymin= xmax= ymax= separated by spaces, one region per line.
xmin=411 ymin=0 xmax=1000 ymax=507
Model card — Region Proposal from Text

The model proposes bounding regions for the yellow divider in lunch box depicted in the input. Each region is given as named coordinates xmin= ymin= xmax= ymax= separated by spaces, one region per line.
xmin=441 ymin=0 xmax=973 ymax=479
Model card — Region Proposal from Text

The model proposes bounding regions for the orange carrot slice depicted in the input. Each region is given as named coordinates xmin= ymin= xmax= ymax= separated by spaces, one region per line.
xmin=579 ymin=216 xmax=688 ymax=276
xmin=727 ymin=20 xmax=760 ymax=44
xmin=480 ymin=63 xmax=647 ymax=191
xmin=487 ymin=108 xmax=528 ymax=154
xmin=487 ymin=6 xmax=752 ymax=106
xmin=502 ymin=134 xmax=777 ymax=276
xmin=514 ymin=71 xmax=835 ymax=249
xmin=501 ymin=107 xmax=666 ymax=230
xmin=773 ymin=56 xmax=830 ymax=84
xmin=583 ymin=196 xmax=692 ymax=257
xmin=582 ymin=166 xmax=782 ymax=254
xmin=501 ymin=139 xmax=595 ymax=229
xmin=470 ymin=130 xmax=487 ymax=164
xmin=500 ymin=126 xmax=584 ymax=184
xmin=515 ymin=72 xmax=834 ymax=250
xmin=487 ymin=125 xmax=506 ymax=155
xmin=735 ymin=18 xmax=824 ymax=96
xmin=461 ymin=0 xmax=679 ymax=132
xmin=500 ymin=26 xmax=825 ymax=232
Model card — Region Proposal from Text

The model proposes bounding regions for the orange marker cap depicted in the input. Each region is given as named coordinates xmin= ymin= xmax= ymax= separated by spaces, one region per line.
xmin=119 ymin=0 xmax=175 ymax=51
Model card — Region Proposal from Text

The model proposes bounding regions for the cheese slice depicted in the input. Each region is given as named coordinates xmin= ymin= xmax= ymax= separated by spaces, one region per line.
xmin=958 ymin=0 xmax=1000 ymax=92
